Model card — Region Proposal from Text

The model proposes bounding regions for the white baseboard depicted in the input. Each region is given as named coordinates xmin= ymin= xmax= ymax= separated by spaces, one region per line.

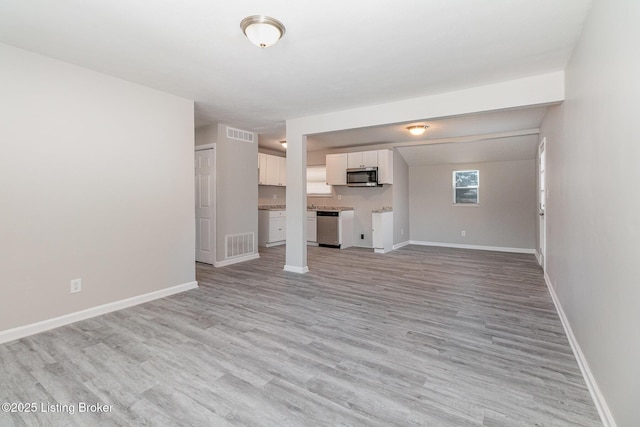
xmin=393 ymin=240 xmax=410 ymax=250
xmin=283 ymin=265 xmax=309 ymax=274
xmin=374 ymin=249 xmax=391 ymax=254
xmin=213 ymin=253 xmax=260 ymax=268
xmin=410 ymin=240 xmax=535 ymax=254
xmin=0 ymin=281 xmax=198 ymax=345
xmin=264 ymin=241 xmax=285 ymax=248
xmin=544 ymin=272 xmax=616 ymax=427
xmin=535 ymin=250 xmax=542 ymax=265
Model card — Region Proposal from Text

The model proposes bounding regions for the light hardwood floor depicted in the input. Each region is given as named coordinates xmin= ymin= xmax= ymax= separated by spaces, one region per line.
xmin=0 ymin=245 xmax=601 ymax=426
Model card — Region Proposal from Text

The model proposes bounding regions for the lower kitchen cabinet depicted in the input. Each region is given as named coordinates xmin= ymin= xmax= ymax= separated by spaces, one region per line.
xmin=258 ymin=210 xmax=286 ymax=247
xmin=307 ymin=210 xmax=317 ymax=243
xmin=372 ymin=211 xmax=393 ymax=253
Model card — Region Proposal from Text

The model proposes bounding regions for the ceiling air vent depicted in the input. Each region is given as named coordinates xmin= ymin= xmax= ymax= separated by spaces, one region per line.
xmin=226 ymin=126 xmax=254 ymax=143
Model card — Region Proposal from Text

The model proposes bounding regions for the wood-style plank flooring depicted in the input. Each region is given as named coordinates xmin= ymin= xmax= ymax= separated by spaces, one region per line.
xmin=0 ymin=245 xmax=601 ymax=426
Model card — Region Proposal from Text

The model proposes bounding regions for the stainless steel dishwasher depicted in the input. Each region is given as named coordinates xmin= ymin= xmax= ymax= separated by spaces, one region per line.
xmin=317 ymin=211 xmax=340 ymax=248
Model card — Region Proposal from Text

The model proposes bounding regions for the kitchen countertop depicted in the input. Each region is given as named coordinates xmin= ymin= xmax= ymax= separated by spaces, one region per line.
xmin=258 ymin=205 xmax=355 ymax=211
xmin=308 ymin=205 xmax=354 ymax=211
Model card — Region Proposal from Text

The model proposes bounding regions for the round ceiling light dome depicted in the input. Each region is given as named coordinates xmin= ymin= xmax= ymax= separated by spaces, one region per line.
xmin=240 ymin=15 xmax=286 ymax=48
xmin=407 ymin=125 xmax=429 ymax=136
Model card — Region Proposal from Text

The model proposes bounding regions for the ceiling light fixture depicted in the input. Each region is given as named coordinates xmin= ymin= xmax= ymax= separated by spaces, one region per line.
xmin=280 ymin=140 xmax=287 ymax=149
xmin=240 ymin=15 xmax=286 ymax=48
xmin=407 ymin=125 xmax=429 ymax=136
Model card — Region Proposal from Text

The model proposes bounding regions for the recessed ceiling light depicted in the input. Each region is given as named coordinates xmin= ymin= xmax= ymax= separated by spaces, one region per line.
xmin=240 ymin=15 xmax=286 ymax=48
xmin=407 ymin=125 xmax=429 ymax=136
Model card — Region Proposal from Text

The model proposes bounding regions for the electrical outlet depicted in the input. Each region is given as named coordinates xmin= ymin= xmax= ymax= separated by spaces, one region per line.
xmin=401 ymin=228 xmax=404 ymax=235
xmin=360 ymin=234 xmax=364 ymax=239
xmin=337 ymin=194 xmax=342 ymax=200
xmin=273 ymin=194 xmax=277 ymax=199
xmin=461 ymin=230 xmax=466 ymax=237
xmin=70 ymin=278 xmax=82 ymax=293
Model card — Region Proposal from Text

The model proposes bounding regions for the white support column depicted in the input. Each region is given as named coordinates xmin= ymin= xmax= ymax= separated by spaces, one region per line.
xmin=284 ymin=127 xmax=308 ymax=273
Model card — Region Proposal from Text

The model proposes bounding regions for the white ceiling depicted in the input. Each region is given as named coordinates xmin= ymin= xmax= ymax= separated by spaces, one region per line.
xmin=0 ymin=0 xmax=592 ymax=164
xmin=312 ymin=106 xmax=549 ymax=164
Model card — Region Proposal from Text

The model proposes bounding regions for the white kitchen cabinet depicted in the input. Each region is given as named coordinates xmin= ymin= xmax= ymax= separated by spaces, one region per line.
xmin=377 ymin=149 xmax=393 ymax=184
xmin=266 ymin=155 xmax=279 ymax=186
xmin=372 ymin=210 xmax=393 ymax=253
xmin=325 ymin=153 xmax=347 ymax=185
xmin=258 ymin=210 xmax=286 ymax=247
xmin=347 ymin=151 xmax=378 ymax=169
xmin=326 ymin=149 xmax=393 ymax=186
xmin=258 ymin=153 xmax=268 ymax=185
xmin=307 ymin=210 xmax=317 ymax=243
xmin=277 ymin=156 xmax=287 ymax=186
xmin=261 ymin=154 xmax=286 ymax=186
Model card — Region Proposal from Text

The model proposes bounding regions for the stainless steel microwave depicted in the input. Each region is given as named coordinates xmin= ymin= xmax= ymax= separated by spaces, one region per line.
xmin=346 ymin=167 xmax=380 ymax=187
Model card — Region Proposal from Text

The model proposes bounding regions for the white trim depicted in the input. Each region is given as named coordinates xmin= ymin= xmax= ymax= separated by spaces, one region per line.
xmin=535 ymin=250 xmax=542 ymax=265
xmin=410 ymin=240 xmax=535 ymax=254
xmin=352 ymin=244 xmax=373 ymax=249
xmin=374 ymin=248 xmax=392 ymax=254
xmin=283 ymin=265 xmax=309 ymax=274
xmin=543 ymin=272 xmax=616 ymax=427
xmin=264 ymin=241 xmax=285 ymax=248
xmin=393 ymin=240 xmax=410 ymax=250
xmin=538 ymin=137 xmax=547 ymax=271
xmin=213 ymin=253 xmax=259 ymax=268
xmin=195 ymin=143 xmax=215 ymax=151
xmin=0 ymin=281 xmax=198 ymax=345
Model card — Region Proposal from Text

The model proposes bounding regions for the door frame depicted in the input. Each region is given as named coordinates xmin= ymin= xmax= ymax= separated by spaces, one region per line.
xmin=537 ymin=137 xmax=546 ymax=270
xmin=195 ymin=144 xmax=216 ymax=264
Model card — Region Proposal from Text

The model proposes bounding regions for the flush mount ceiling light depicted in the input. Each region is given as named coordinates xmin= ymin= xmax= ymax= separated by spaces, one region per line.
xmin=280 ymin=140 xmax=287 ymax=149
xmin=240 ymin=15 xmax=286 ymax=48
xmin=407 ymin=125 xmax=429 ymax=136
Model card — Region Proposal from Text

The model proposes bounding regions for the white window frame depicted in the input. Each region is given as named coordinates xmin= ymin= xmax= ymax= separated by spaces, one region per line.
xmin=453 ymin=169 xmax=479 ymax=205
xmin=307 ymin=165 xmax=332 ymax=196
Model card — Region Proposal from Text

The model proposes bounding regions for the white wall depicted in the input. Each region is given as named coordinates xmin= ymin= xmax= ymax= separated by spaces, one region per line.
xmin=214 ymin=125 xmax=259 ymax=263
xmin=195 ymin=124 xmax=217 ymax=146
xmin=0 ymin=44 xmax=195 ymax=332
xmin=392 ymin=149 xmax=410 ymax=246
xmin=540 ymin=0 xmax=640 ymax=424
xmin=258 ymin=185 xmax=286 ymax=205
xmin=409 ymin=160 xmax=536 ymax=250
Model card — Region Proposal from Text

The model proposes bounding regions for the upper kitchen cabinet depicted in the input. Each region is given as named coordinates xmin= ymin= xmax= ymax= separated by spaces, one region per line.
xmin=377 ymin=149 xmax=393 ymax=184
xmin=347 ymin=151 xmax=378 ymax=169
xmin=326 ymin=153 xmax=347 ymax=185
xmin=326 ymin=149 xmax=393 ymax=185
xmin=258 ymin=153 xmax=268 ymax=185
xmin=277 ymin=156 xmax=286 ymax=186
xmin=259 ymin=153 xmax=286 ymax=186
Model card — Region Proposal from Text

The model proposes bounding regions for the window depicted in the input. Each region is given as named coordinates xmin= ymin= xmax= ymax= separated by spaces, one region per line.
xmin=453 ymin=170 xmax=479 ymax=204
xmin=307 ymin=166 xmax=332 ymax=196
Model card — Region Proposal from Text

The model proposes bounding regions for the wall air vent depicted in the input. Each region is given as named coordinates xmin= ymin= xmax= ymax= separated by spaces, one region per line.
xmin=225 ymin=232 xmax=255 ymax=259
xmin=226 ymin=127 xmax=254 ymax=143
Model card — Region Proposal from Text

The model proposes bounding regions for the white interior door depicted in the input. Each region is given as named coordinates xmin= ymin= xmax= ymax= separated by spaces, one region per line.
xmin=538 ymin=138 xmax=546 ymax=269
xmin=195 ymin=147 xmax=215 ymax=264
